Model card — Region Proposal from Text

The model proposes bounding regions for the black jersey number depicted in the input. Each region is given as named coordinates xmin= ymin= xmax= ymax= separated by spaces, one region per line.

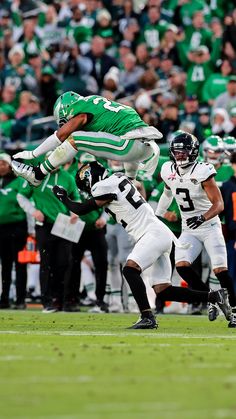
xmin=118 ymin=179 xmax=145 ymax=209
xmin=176 ymin=188 xmax=195 ymax=212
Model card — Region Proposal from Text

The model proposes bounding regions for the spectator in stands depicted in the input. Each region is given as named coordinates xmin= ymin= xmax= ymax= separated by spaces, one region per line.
xmin=0 ymin=85 xmax=18 ymax=111
xmin=11 ymin=95 xmax=43 ymax=142
xmin=211 ymin=108 xmax=234 ymax=137
xmin=179 ymin=95 xmax=200 ymax=129
xmin=223 ymin=11 xmax=236 ymax=61
xmin=15 ymin=91 xmax=32 ymax=119
xmin=140 ymin=6 xmax=167 ymax=53
xmin=1 ymin=45 xmax=37 ymax=94
xmin=0 ymin=153 xmax=27 ymax=309
xmin=86 ymin=36 xmax=118 ymax=89
xmin=167 ymin=66 xmax=186 ymax=105
xmin=135 ymin=43 xmax=150 ymax=68
xmin=228 ymin=107 xmax=236 ymax=137
xmin=60 ymin=43 xmax=96 ymax=95
xmin=202 ymin=59 xmax=233 ymax=106
xmin=120 ymin=53 xmax=144 ymax=95
xmin=213 ymin=76 xmax=236 ymax=113
xmin=158 ymin=104 xmax=180 ymax=141
xmin=198 ymin=105 xmax=212 ymax=142
xmin=40 ymin=65 xmax=59 ymax=116
xmin=0 ymin=104 xmax=15 ymax=141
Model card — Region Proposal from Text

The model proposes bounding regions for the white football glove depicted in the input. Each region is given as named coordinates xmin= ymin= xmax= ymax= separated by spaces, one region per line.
xmin=13 ymin=150 xmax=35 ymax=160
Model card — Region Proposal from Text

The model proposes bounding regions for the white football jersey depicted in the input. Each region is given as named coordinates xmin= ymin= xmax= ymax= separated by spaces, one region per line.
xmin=91 ymin=172 xmax=161 ymax=241
xmin=161 ymin=160 xmax=220 ymax=230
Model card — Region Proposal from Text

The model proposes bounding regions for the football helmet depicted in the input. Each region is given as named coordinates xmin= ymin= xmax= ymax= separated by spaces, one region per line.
xmin=202 ymin=135 xmax=225 ymax=165
xmin=170 ymin=132 xmax=199 ymax=168
xmin=75 ymin=161 xmax=108 ymax=193
xmin=53 ymin=91 xmax=83 ymax=127
xmin=223 ymin=136 xmax=236 ymax=161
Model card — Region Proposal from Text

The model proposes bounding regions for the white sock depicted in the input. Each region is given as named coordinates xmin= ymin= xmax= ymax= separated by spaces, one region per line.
xmin=40 ymin=140 xmax=77 ymax=175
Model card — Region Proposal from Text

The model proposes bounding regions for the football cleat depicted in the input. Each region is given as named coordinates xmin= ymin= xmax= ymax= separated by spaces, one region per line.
xmin=214 ymin=288 xmax=232 ymax=321
xmin=128 ymin=315 xmax=158 ymax=330
xmin=11 ymin=161 xmax=42 ymax=186
xmin=208 ymin=303 xmax=219 ymax=321
xmin=228 ymin=314 xmax=236 ymax=328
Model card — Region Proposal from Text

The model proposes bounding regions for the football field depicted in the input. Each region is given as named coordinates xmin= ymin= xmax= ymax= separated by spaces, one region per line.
xmin=0 ymin=311 xmax=236 ymax=419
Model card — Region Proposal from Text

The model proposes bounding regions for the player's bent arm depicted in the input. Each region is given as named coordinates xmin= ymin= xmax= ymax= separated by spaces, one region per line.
xmin=155 ymin=184 xmax=173 ymax=217
xmin=201 ymin=177 xmax=224 ymax=221
xmin=52 ymin=185 xmax=113 ymax=215
xmin=13 ymin=114 xmax=88 ymax=160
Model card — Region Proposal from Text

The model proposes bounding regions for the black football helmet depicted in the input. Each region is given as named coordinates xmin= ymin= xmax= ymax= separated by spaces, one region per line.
xmin=170 ymin=132 xmax=199 ymax=168
xmin=75 ymin=161 xmax=108 ymax=193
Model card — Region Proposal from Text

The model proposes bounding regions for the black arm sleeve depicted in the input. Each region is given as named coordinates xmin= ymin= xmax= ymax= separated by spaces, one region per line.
xmin=63 ymin=196 xmax=99 ymax=215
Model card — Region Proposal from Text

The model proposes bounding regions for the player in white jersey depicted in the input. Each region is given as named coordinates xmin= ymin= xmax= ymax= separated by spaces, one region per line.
xmin=52 ymin=160 xmax=231 ymax=329
xmin=155 ymin=132 xmax=236 ymax=328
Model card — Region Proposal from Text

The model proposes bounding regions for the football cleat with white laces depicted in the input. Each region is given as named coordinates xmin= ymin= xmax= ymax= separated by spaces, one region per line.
xmin=11 ymin=161 xmax=42 ymax=187
xmin=128 ymin=315 xmax=158 ymax=330
xmin=208 ymin=303 xmax=219 ymax=321
xmin=214 ymin=288 xmax=232 ymax=321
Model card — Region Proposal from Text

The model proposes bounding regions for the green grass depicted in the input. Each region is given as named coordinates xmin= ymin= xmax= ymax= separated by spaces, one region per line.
xmin=0 ymin=311 xmax=236 ymax=419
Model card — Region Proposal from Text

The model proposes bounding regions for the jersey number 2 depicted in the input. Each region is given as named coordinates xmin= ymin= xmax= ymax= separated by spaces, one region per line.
xmin=119 ymin=179 xmax=145 ymax=209
xmin=176 ymin=188 xmax=195 ymax=212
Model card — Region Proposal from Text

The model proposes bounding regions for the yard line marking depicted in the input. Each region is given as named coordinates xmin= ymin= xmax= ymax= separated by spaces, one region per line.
xmin=0 ymin=330 xmax=236 ymax=339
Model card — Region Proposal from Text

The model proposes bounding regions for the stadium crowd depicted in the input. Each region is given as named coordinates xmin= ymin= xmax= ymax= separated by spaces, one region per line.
xmin=0 ymin=0 xmax=236 ymax=314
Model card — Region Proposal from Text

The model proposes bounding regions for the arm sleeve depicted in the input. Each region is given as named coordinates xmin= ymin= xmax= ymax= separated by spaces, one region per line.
xmin=155 ymin=187 xmax=173 ymax=217
xmin=32 ymin=132 xmax=62 ymax=158
xmin=62 ymin=196 xmax=100 ymax=215
xmin=17 ymin=193 xmax=36 ymax=215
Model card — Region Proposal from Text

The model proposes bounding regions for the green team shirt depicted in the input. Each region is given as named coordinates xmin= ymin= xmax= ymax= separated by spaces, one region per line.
xmin=19 ymin=168 xmax=79 ymax=224
xmin=72 ymin=95 xmax=148 ymax=136
xmin=215 ymin=164 xmax=234 ymax=187
xmin=0 ymin=177 xmax=26 ymax=225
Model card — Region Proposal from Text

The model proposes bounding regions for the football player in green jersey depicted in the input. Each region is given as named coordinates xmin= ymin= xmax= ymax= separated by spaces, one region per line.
xmin=11 ymin=91 xmax=162 ymax=186
xmin=202 ymin=135 xmax=234 ymax=186
xmin=223 ymin=136 xmax=236 ymax=164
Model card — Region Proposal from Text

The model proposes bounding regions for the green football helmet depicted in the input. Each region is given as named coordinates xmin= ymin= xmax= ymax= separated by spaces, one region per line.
xmin=202 ymin=135 xmax=225 ymax=165
xmin=223 ymin=136 xmax=236 ymax=154
xmin=53 ymin=91 xmax=83 ymax=127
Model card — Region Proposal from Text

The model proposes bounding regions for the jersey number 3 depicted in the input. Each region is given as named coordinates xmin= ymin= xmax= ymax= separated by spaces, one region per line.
xmin=176 ymin=188 xmax=195 ymax=211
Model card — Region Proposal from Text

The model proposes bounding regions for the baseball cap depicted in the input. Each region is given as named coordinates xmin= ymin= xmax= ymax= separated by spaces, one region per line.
xmin=190 ymin=45 xmax=209 ymax=54
xmin=198 ymin=106 xmax=210 ymax=115
xmin=42 ymin=65 xmax=55 ymax=76
xmin=119 ymin=40 xmax=132 ymax=49
xmin=0 ymin=153 xmax=11 ymax=165
xmin=229 ymin=75 xmax=236 ymax=83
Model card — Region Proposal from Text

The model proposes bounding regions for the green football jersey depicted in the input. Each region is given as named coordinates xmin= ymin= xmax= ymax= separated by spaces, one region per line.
xmin=72 ymin=95 xmax=148 ymax=136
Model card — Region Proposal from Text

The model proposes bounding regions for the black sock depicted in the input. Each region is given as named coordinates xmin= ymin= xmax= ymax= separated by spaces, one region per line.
xmin=158 ymin=285 xmax=209 ymax=303
xmin=176 ymin=266 xmax=208 ymax=291
xmin=215 ymin=270 xmax=236 ymax=307
xmin=34 ymin=166 xmax=47 ymax=180
xmin=123 ymin=266 xmax=152 ymax=316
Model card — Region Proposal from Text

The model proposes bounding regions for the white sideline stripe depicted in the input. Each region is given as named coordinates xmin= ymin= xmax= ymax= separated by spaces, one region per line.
xmin=4 ymin=405 xmax=236 ymax=419
xmin=0 ymin=330 xmax=236 ymax=339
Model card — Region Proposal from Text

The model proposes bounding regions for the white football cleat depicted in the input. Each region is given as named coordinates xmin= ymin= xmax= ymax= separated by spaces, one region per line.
xmin=11 ymin=160 xmax=42 ymax=187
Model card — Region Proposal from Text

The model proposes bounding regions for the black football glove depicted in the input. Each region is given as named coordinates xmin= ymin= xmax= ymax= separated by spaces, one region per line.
xmin=186 ymin=215 xmax=205 ymax=230
xmin=53 ymin=185 xmax=68 ymax=203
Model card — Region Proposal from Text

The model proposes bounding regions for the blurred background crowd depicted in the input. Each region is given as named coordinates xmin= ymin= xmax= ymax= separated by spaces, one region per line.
xmin=0 ymin=0 xmax=236 ymax=314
